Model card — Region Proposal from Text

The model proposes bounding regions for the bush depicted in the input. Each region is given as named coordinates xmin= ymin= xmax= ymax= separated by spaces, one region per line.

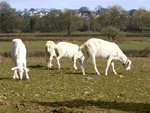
xmin=12 ymin=29 xmax=22 ymax=33
xmin=144 ymin=46 xmax=150 ymax=50
xmin=21 ymin=29 xmax=35 ymax=33
xmin=101 ymin=26 xmax=120 ymax=41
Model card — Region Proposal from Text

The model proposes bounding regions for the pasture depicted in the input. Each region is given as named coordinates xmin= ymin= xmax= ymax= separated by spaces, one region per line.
xmin=0 ymin=57 xmax=149 ymax=112
xmin=1 ymin=40 xmax=150 ymax=52
xmin=0 ymin=37 xmax=150 ymax=112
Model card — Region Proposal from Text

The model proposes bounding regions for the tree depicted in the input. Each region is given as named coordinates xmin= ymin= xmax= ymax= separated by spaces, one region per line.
xmin=90 ymin=12 xmax=96 ymax=31
xmin=14 ymin=16 xmax=24 ymax=31
xmin=36 ymin=8 xmax=50 ymax=13
xmin=22 ymin=8 xmax=31 ymax=18
xmin=48 ymin=9 xmax=63 ymax=31
xmin=20 ymin=8 xmax=31 ymax=32
xmin=30 ymin=16 xmax=36 ymax=30
xmin=78 ymin=6 xmax=91 ymax=16
xmin=63 ymin=9 xmax=79 ymax=34
xmin=101 ymin=26 xmax=120 ymax=41
xmin=74 ymin=13 xmax=84 ymax=31
xmin=16 ymin=10 xmax=23 ymax=17
xmin=144 ymin=11 xmax=150 ymax=31
xmin=97 ymin=5 xmax=128 ymax=30
xmin=0 ymin=1 xmax=16 ymax=32
xmin=129 ymin=9 xmax=137 ymax=18
xmin=94 ymin=5 xmax=106 ymax=14
xmin=29 ymin=8 xmax=35 ymax=14
xmin=126 ymin=9 xmax=137 ymax=31
xmin=133 ymin=7 xmax=149 ymax=32
xmin=63 ymin=9 xmax=72 ymax=34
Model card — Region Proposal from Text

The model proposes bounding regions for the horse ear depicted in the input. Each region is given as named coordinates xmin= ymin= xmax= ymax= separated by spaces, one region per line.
xmin=23 ymin=67 xmax=29 ymax=72
xmin=11 ymin=67 xmax=18 ymax=71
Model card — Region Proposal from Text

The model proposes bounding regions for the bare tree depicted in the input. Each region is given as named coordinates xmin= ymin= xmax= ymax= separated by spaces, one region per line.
xmin=29 ymin=8 xmax=35 ymax=14
xmin=94 ymin=5 xmax=106 ymax=14
xmin=22 ymin=8 xmax=31 ymax=18
xmin=78 ymin=6 xmax=91 ymax=16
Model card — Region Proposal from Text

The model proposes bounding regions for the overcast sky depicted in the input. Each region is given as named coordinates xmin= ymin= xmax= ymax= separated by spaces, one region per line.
xmin=3 ymin=0 xmax=150 ymax=11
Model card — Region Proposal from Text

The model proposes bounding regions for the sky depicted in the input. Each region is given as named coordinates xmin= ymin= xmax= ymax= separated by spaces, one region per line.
xmin=2 ymin=0 xmax=150 ymax=11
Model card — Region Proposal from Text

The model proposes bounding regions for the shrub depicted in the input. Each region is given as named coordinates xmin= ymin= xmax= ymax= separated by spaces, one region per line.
xmin=12 ymin=29 xmax=22 ymax=33
xmin=101 ymin=26 xmax=120 ymax=41
xmin=144 ymin=46 xmax=150 ymax=50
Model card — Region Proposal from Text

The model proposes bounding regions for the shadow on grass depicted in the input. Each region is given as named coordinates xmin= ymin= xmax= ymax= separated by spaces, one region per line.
xmin=0 ymin=77 xmax=30 ymax=80
xmin=28 ymin=65 xmax=71 ymax=71
xmin=66 ymin=72 xmax=82 ymax=74
xmin=28 ymin=65 xmax=44 ymax=69
xmin=60 ymin=67 xmax=70 ymax=70
xmin=45 ymin=67 xmax=58 ymax=70
xmin=66 ymin=72 xmax=106 ymax=75
xmin=0 ymin=77 xmax=12 ymax=80
xmin=46 ymin=67 xmax=71 ymax=71
xmin=31 ymin=99 xmax=150 ymax=112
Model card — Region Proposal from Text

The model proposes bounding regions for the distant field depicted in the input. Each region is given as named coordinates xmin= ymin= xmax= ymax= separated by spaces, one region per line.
xmin=0 ymin=31 xmax=150 ymax=35
xmin=0 ymin=57 xmax=149 ymax=112
xmin=0 ymin=36 xmax=150 ymax=43
xmin=1 ymin=41 xmax=150 ymax=52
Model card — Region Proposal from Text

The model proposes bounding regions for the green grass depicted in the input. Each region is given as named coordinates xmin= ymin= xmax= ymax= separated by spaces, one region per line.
xmin=1 ymin=41 xmax=150 ymax=52
xmin=118 ymin=43 xmax=150 ymax=50
xmin=0 ymin=57 xmax=149 ymax=112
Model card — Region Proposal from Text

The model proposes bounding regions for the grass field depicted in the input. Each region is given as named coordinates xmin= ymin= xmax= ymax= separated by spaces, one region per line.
xmin=0 ymin=57 xmax=149 ymax=112
xmin=1 ymin=41 xmax=150 ymax=52
xmin=0 ymin=36 xmax=150 ymax=112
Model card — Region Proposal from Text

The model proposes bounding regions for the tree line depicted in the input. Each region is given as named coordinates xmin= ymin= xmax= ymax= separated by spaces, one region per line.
xmin=0 ymin=1 xmax=150 ymax=34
